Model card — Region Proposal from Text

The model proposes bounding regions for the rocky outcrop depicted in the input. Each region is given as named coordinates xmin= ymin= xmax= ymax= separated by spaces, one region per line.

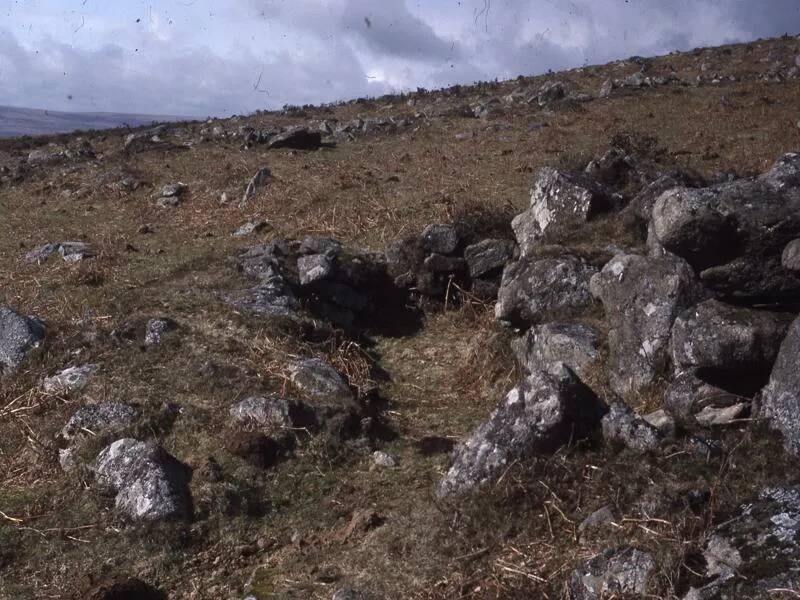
xmin=92 ymin=439 xmax=191 ymax=521
xmin=438 ymin=364 xmax=606 ymax=496
xmin=0 ymin=307 xmax=45 ymax=376
xmin=495 ymin=256 xmax=597 ymax=327
xmin=762 ymin=316 xmax=800 ymax=455
xmin=590 ymin=253 xmax=705 ymax=398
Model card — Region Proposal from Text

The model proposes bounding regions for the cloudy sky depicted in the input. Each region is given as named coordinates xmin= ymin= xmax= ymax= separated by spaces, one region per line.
xmin=1 ymin=0 xmax=799 ymax=118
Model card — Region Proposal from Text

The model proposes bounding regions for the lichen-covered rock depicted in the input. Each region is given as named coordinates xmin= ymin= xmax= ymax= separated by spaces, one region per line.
xmin=437 ymin=364 xmax=606 ymax=497
xmin=61 ymin=402 xmax=137 ymax=442
xmin=589 ymin=253 xmax=705 ymax=398
xmin=651 ymin=153 xmax=800 ymax=301
xmin=511 ymin=322 xmax=600 ymax=380
xmin=495 ymin=256 xmax=597 ymax=327
xmin=512 ymin=168 xmax=613 ymax=254
xmin=601 ymin=402 xmax=663 ymax=452
xmin=663 ymin=370 xmax=743 ymax=428
xmin=289 ymin=358 xmax=356 ymax=409
xmin=43 ymin=364 xmax=98 ymax=395
xmin=229 ymin=395 xmax=317 ymax=432
xmin=232 ymin=219 xmax=269 ymax=237
xmin=671 ymin=299 xmax=790 ymax=374
xmin=463 ymin=239 xmax=516 ymax=278
xmin=421 ymin=224 xmax=460 ymax=255
xmin=92 ymin=439 xmax=191 ymax=521
xmin=570 ymin=546 xmax=655 ymax=600
xmin=685 ymin=486 xmax=800 ymax=598
xmin=144 ymin=318 xmax=176 ymax=347
xmin=25 ymin=241 xmax=93 ymax=264
xmin=762 ymin=316 xmax=800 ymax=455
xmin=298 ymin=254 xmax=333 ymax=285
xmin=0 ymin=307 xmax=45 ymax=375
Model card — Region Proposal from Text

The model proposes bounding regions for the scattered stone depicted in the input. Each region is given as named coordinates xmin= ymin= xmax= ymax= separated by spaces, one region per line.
xmin=43 ymin=364 xmax=98 ymax=395
xmin=297 ymin=254 xmax=334 ymax=285
xmin=421 ymin=224 xmax=460 ymax=255
xmin=372 ymin=451 xmax=397 ymax=468
xmin=511 ymin=322 xmax=600 ymax=381
xmin=289 ymin=358 xmax=356 ymax=408
xmin=268 ymin=127 xmax=323 ymax=150
xmin=0 ymin=307 xmax=45 ymax=375
xmin=155 ymin=196 xmax=180 ymax=208
xmin=599 ymin=78 xmax=614 ymax=98
xmin=241 ymin=167 xmax=272 ymax=207
xmin=144 ymin=318 xmax=176 ymax=347
xmin=92 ymin=438 xmax=191 ymax=521
xmin=25 ymin=241 xmax=93 ymax=263
xmin=495 ymin=256 xmax=598 ymax=327
xmin=686 ymin=486 xmax=800 ymax=597
xmin=512 ymin=168 xmax=614 ymax=253
xmin=570 ymin=546 xmax=655 ymax=600
xmin=578 ymin=505 xmax=616 ymax=533
xmin=437 ymin=364 xmax=606 ymax=496
xmin=589 ymin=253 xmax=705 ymax=398
xmin=463 ymin=239 xmax=515 ymax=278
xmin=671 ymin=299 xmax=790 ymax=374
xmin=159 ymin=183 xmax=186 ymax=198
xmin=601 ymin=402 xmax=663 ymax=452
xmin=61 ymin=402 xmax=137 ymax=442
xmin=762 ymin=316 xmax=800 ymax=456
xmin=233 ymin=220 xmax=269 ymax=237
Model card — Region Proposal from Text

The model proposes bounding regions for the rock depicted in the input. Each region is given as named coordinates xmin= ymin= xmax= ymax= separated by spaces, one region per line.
xmin=589 ymin=253 xmax=705 ymax=398
xmin=437 ymin=364 xmax=606 ymax=496
xmin=298 ymin=236 xmax=342 ymax=258
xmin=372 ymin=451 xmax=397 ymax=468
xmin=155 ymin=196 xmax=180 ymax=208
xmin=226 ymin=432 xmax=287 ymax=469
xmin=92 ymin=439 xmax=191 ymax=521
xmin=511 ymin=322 xmax=600 ymax=380
xmin=781 ymin=238 xmax=800 ymax=271
xmin=599 ymin=79 xmax=614 ymax=98
xmin=621 ymin=71 xmax=648 ymax=88
xmin=470 ymin=279 xmax=501 ymax=301
xmin=512 ymin=168 xmax=615 ymax=253
xmin=332 ymin=588 xmax=357 ymax=600
xmin=0 ymin=307 xmax=45 ymax=375
xmin=537 ymin=80 xmax=566 ymax=105
xmin=240 ymin=167 xmax=272 ymax=207
xmin=578 ymin=505 xmax=616 ymax=533
xmin=687 ymin=487 xmax=800 ymax=597
xmin=297 ymin=254 xmax=334 ymax=285
xmin=570 ymin=546 xmax=655 ymax=600
xmin=663 ymin=370 xmax=743 ymax=428
xmin=694 ymin=403 xmax=748 ymax=427
xmin=601 ymin=402 xmax=663 ymax=452
xmin=233 ymin=220 xmax=269 ymax=237
xmin=25 ymin=242 xmax=92 ymax=263
xmin=61 ymin=402 xmax=137 ymax=442
xmin=422 ymin=253 xmax=466 ymax=274
xmin=24 ymin=243 xmax=60 ymax=263
xmin=495 ymin=256 xmax=597 ymax=327
xmin=463 ymin=239 xmax=515 ymax=278
xmin=642 ymin=409 xmax=676 ymax=438
xmin=289 ymin=358 xmax=356 ymax=408
xmin=762 ymin=316 xmax=800 ymax=455
xmin=421 ymin=224 xmax=460 ymax=255
xmin=651 ymin=154 xmax=800 ymax=300
xmin=144 ymin=318 xmax=176 ymax=347
xmin=231 ymin=259 xmax=301 ymax=320
xmin=43 ymin=364 xmax=98 ymax=395
xmin=159 ymin=183 xmax=186 ymax=198
xmin=268 ymin=127 xmax=322 ymax=150
xmin=229 ymin=395 xmax=317 ymax=432
xmin=670 ymin=299 xmax=790 ymax=376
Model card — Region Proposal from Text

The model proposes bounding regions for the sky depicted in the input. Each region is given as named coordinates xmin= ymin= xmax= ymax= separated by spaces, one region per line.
xmin=1 ymin=1 xmax=799 ymax=118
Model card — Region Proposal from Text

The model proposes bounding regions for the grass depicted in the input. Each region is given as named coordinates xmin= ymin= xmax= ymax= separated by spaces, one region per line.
xmin=1 ymin=34 xmax=800 ymax=599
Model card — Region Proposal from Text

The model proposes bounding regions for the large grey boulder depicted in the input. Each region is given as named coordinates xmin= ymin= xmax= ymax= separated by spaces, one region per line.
xmin=512 ymin=168 xmax=612 ymax=255
xmin=268 ymin=127 xmax=322 ymax=150
xmin=464 ymin=239 xmax=515 ymax=278
xmin=570 ymin=546 xmax=655 ymax=600
xmin=664 ymin=370 xmax=744 ymax=428
xmin=421 ymin=224 xmax=460 ymax=255
xmin=671 ymin=299 xmax=790 ymax=374
xmin=762 ymin=316 xmax=800 ymax=455
xmin=589 ymin=253 xmax=705 ymax=398
xmin=511 ymin=322 xmax=600 ymax=381
xmin=0 ymin=307 xmax=45 ymax=375
xmin=495 ymin=256 xmax=597 ymax=327
xmin=685 ymin=487 xmax=800 ymax=598
xmin=651 ymin=153 xmax=800 ymax=301
xmin=92 ymin=439 xmax=191 ymax=521
xmin=437 ymin=365 xmax=606 ymax=497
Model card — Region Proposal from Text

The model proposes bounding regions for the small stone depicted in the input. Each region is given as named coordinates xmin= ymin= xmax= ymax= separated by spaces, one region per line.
xmin=289 ymin=358 xmax=355 ymax=408
xmin=372 ymin=451 xmax=397 ymax=468
xmin=0 ymin=307 xmax=45 ymax=376
xmin=155 ymin=196 xmax=180 ymax=208
xmin=599 ymin=78 xmax=614 ymax=98
xmin=332 ymin=588 xmax=357 ymax=600
xmin=43 ymin=364 xmax=98 ymax=395
xmin=61 ymin=402 xmax=137 ymax=442
xmin=570 ymin=546 xmax=655 ymax=600
xmin=144 ymin=318 xmax=176 ymax=346
xmin=160 ymin=182 xmax=186 ymax=198
xmin=578 ymin=505 xmax=616 ymax=532
xmin=229 ymin=395 xmax=294 ymax=429
xmin=233 ymin=220 xmax=269 ymax=237
xmin=241 ymin=167 xmax=272 ymax=207
xmin=694 ymin=403 xmax=748 ymax=427
xmin=421 ymin=224 xmax=460 ymax=255
xmin=601 ymin=402 xmax=663 ymax=452
xmin=297 ymin=254 xmax=334 ymax=285
xmin=642 ymin=409 xmax=676 ymax=438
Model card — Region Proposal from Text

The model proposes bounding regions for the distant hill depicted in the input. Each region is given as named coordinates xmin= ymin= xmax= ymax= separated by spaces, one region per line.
xmin=0 ymin=105 xmax=190 ymax=138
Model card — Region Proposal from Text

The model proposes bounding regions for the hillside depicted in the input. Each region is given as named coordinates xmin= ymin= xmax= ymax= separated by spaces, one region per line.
xmin=0 ymin=106 xmax=188 ymax=139
xmin=2 ymin=34 xmax=800 ymax=600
